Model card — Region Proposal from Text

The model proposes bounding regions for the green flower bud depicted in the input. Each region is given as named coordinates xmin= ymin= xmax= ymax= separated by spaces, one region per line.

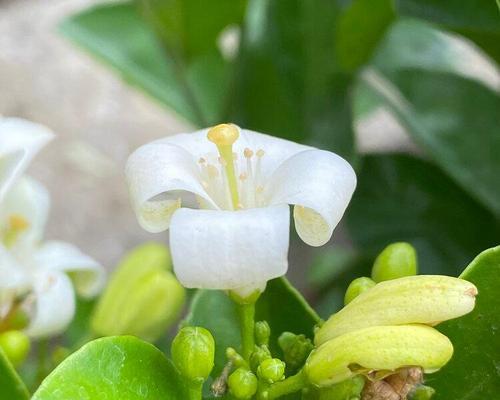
xmin=250 ymin=344 xmax=271 ymax=372
xmin=171 ymin=326 xmax=215 ymax=382
xmin=257 ymin=358 xmax=286 ymax=383
xmin=255 ymin=321 xmax=271 ymax=346
xmin=306 ymin=325 xmax=453 ymax=387
xmin=312 ymin=376 xmax=365 ymax=399
xmin=411 ymin=385 xmax=435 ymax=400
xmin=91 ymin=243 xmax=185 ymax=341
xmin=226 ymin=347 xmax=247 ymax=368
xmin=344 ymin=277 xmax=376 ymax=305
xmin=315 ymin=275 xmax=477 ymax=346
xmin=278 ymin=332 xmax=314 ymax=370
xmin=372 ymin=242 xmax=418 ymax=283
xmin=228 ymin=367 xmax=258 ymax=399
xmin=0 ymin=330 xmax=30 ymax=367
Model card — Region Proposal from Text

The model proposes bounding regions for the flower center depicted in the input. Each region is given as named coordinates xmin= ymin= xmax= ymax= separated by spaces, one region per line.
xmin=201 ymin=124 xmax=266 ymax=210
xmin=2 ymin=214 xmax=30 ymax=248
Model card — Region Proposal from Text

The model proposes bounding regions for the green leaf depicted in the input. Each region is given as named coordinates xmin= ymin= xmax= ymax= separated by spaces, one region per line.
xmin=347 ymin=154 xmax=500 ymax=276
xmin=335 ymin=0 xmax=395 ymax=71
xmin=184 ymin=278 xmax=320 ymax=378
xmin=364 ymin=69 xmax=500 ymax=216
xmin=0 ymin=347 xmax=29 ymax=400
xmin=32 ymin=336 xmax=185 ymax=400
xmin=428 ymin=246 xmax=500 ymax=399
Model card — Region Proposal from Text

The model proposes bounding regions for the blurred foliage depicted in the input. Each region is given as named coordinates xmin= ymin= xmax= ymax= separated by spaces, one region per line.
xmin=61 ymin=0 xmax=499 ymax=335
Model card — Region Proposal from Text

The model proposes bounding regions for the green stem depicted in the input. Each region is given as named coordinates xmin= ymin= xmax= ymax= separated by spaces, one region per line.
xmin=235 ymin=302 xmax=255 ymax=362
xmin=186 ymin=381 xmax=203 ymax=400
xmin=36 ymin=339 xmax=50 ymax=385
xmin=266 ymin=370 xmax=307 ymax=399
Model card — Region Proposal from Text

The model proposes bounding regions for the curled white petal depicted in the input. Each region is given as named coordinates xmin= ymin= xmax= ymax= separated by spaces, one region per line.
xmin=33 ymin=241 xmax=105 ymax=298
xmin=0 ymin=117 xmax=54 ymax=201
xmin=266 ymin=150 xmax=357 ymax=246
xmin=24 ymin=271 xmax=75 ymax=338
xmin=126 ymin=142 xmax=218 ymax=233
xmin=170 ymin=204 xmax=290 ymax=290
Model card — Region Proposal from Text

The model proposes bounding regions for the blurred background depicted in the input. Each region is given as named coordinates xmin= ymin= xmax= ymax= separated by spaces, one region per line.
xmin=1 ymin=0 xmax=499 ymax=315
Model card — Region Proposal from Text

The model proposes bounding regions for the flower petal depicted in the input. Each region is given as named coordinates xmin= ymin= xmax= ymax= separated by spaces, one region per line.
xmin=33 ymin=241 xmax=105 ymax=298
xmin=169 ymin=204 xmax=290 ymax=290
xmin=24 ymin=270 xmax=75 ymax=338
xmin=126 ymin=142 xmax=218 ymax=233
xmin=266 ymin=150 xmax=356 ymax=246
xmin=0 ymin=244 xmax=30 ymax=291
xmin=0 ymin=117 xmax=54 ymax=201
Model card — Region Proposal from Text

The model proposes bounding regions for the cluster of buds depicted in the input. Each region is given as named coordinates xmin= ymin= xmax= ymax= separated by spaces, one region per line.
xmin=306 ymin=243 xmax=477 ymax=399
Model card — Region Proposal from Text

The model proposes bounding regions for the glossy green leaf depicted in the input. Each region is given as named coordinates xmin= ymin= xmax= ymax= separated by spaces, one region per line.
xmin=184 ymin=278 xmax=320 ymax=378
xmin=365 ymin=69 xmax=500 ymax=216
xmin=428 ymin=246 xmax=500 ymax=398
xmin=0 ymin=347 xmax=29 ymax=400
xmin=347 ymin=155 xmax=500 ymax=276
xmin=32 ymin=336 xmax=185 ymax=400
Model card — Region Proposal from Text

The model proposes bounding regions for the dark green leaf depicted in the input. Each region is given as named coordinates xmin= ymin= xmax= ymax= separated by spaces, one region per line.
xmin=0 ymin=347 xmax=29 ymax=400
xmin=32 ymin=336 xmax=185 ymax=400
xmin=428 ymin=246 xmax=500 ymax=399
xmin=347 ymin=154 xmax=500 ymax=276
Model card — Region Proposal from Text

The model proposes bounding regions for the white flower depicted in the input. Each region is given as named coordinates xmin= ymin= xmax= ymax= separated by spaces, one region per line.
xmin=126 ymin=124 xmax=356 ymax=295
xmin=0 ymin=118 xmax=105 ymax=338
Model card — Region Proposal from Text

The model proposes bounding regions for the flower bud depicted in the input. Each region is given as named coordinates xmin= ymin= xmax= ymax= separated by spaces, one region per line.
xmin=228 ymin=367 xmax=258 ymax=399
xmin=372 ymin=242 xmax=418 ymax=282
xmin=305 ymin=325 xmax=453 ymax=387
xmin=344 ymin=277 xmax=376 ymax=305
xmin=411 ymin=385 xmax=435 ymax=400
xmin=278 ymin=332 xmax=314 ymax=370
xmin=315 ymin=275 xmax=477 ymax=346
xmin=255 ymin=320 xmax=271 ymax=346
xmin=91 ymin=243 xmax=185 ymax=341
xmin=257 ymin=358 xmax=286 ymax=383
xmin=312 ymin=376 xmax=365 ymax=399
xmin=171 ymin=326 xmax=215 ymax=382
xmin=227 ymin=347 xmax=247 ymax=368
xmin=0 ymin=330 xmax=30 ymax=367
xmin=250 ymin=344 xmax=271 ymax=371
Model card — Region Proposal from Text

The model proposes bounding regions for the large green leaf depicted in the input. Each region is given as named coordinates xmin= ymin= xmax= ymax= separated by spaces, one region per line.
xmin=32 ymin=336 xmax=185 ymax=400
xmin=347 ymin=154 xmax=500 ymax=276
xmin=0 ymin=348 xmax=29 ymax=400
xmin=184 ymin=278 xmax=320 ymax=378
xmin=428 ymin=246 xmax=500 ymax=398
xmin=364 ymin=69 xmax=500 ymax=216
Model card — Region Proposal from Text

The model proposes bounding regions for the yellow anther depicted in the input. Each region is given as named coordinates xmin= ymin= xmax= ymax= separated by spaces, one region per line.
xmin=198 ymin=157 xmax=206 ymax=164
xmin=256 ymin=186 xmax=264 ymax=194
xmin=9 ymin=215 xmax=29 ymax=231
xmin=207 ymin=165 xmax=219 ymax=178
xmin=239 ymin=173 xmax=247 ymax=181
xmin=256 ymin=149 xmax=265 ymax=158
xmin=207 ymin=124 xmax=239 ymax=146
xmin=244 ymin=148 xmax=254 ymax=158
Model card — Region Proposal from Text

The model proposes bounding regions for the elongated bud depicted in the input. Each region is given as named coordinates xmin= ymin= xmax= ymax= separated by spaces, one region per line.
xmin=171 ymin=326 xmax=215 ymax=382
xmin=228 ymin=367 xmax=258 ymax=399
xmin=227 ymin=347 xmax=247 ymax=368
xmin=305 ymin=325 xmax=453 ymax=387
xmin=344 ymin=277 xmax=376 ymax=305
xmin=255 ymin=321 xmax=271 ymax=346
xmin=315 ymin=275 xmax=477 ymax=346
xmin=257 ymin=358 xmax=286 ymax=383
xmin=278 ymin=332 xmax=314 ymax=370
xmin=372 ymin=242 xmax=418 ymax=282
xmin=91 ymin=243 xmax=185 ymax=341
xmin=0 ymin=330 xmax=30 ymax=367
xmin=250 ymin=344 xmax=271 ymax=372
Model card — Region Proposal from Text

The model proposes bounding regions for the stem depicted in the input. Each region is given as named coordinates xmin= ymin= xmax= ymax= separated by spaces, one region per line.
xmin=235 ymin=302 xmax=255 ymax=361
xmin=186 ymin=381 xmax=203 ymax=400
xmin=36 ymin=339 xmax=50 ymax=384
xmin=266 ymin=370 xmax=307 ymax=399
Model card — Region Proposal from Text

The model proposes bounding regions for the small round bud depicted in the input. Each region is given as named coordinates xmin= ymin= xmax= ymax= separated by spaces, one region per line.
xmin=207 ymin=124 xmax=239 ymax=146
xmin=257 ymin=358 xmax=286 ymax=383
xmin=371 ymin=242 xmax=418 ymax=282
xmin=0 ymin=330 xmax=30 ymax=367
xmin=278 ymin=332 xmax=314 ymax=370
xmin=255 ymin=321 xmax=271 ymax=346
xmin=171 ymin=326 xmax=215 ymax=382
xmin=344 ymin=277 xmax=376 ymax=305
xmin=250 ymin=344 xmax=271 ymax=371
xmin=228 ymin=368 xmax=258 ymax=399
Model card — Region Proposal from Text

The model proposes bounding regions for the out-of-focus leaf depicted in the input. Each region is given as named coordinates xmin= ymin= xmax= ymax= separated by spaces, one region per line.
xmin=347 ymin=155 xmax=500 ymax=276
xmin=228 ymin=0 xmax=355 ymax=160
xmin=184 ymin=278 xmax=320 ymax=378
xmin=32 ymin=336 xmax=185 ymax=400
xmin=364 ymin=69 xmax=500 ymax=216
xmin=397 ymin=0 xmax=500 ymax=63
xmin=0 ymin=347 xmax=29 ymax=400
xmin=428 ymin=246 xmax=500 ymax=399
xmin=307 ymin=246 xmax=358 ymax=290
xmin=336 ymin=0 xmax=395 ymax=72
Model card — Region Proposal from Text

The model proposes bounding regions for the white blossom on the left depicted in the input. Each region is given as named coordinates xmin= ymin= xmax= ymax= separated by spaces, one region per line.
xmin=0 ymin=118 xmax=105 ymax=338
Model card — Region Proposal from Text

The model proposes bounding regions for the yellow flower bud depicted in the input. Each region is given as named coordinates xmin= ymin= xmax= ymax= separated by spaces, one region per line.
xmin=305 ymin=325 xmax=453 ymax=387
xmin=315 ymin=275 xmax=477 ymax=346
xmin=91 ymin=243 xmax=185 ymax=341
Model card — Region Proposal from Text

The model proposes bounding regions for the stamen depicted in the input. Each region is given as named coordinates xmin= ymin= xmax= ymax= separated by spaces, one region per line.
xmin=3 ymin=214 xmax=30 ymax=248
